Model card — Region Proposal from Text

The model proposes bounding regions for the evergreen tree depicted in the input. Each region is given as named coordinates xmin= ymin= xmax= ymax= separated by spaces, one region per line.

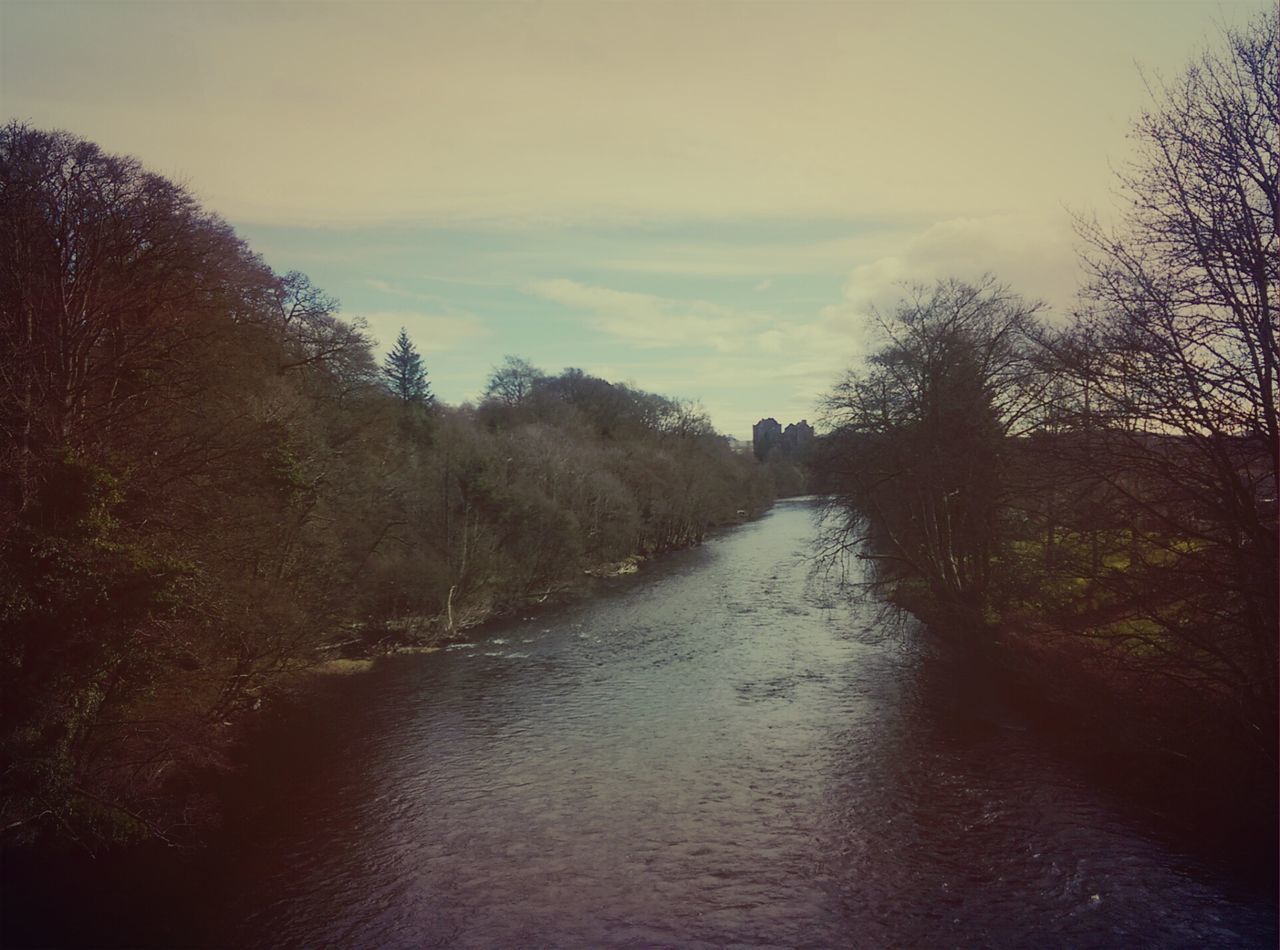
xmin=382 ymin=327 xmax=433 ymax=407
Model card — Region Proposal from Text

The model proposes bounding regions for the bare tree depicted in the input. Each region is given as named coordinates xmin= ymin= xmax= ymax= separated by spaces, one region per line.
xmin=0 ymin=123 xmax=264 ymax=515
xmin=819 ymin=277 xmax=1046 ymax=632
xmin=483 ymin=355 xmax=543 ymax=407
xmin=1059 ymin=11 xmax=1277 ymax=748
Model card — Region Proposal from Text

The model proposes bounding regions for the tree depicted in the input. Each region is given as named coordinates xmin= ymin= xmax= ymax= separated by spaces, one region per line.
xmin=0 ymin=124 xmax=773 ymax=849
xmin=1054 ymin=11 xmax=1277 ymax=749
xmin=382 ymin=327 xmax=433 ymax=407
xmin=483 ymin=355 xmax=543 ymax=407
xmin=0 ymin=123 xmax=300 ymax=841
xmin=818 ymin=278 xmax=1046 ymax=632
xmin=0 ymin=122 xmax=269 ymax=516
xmin=0 ymin=124 xmax=393 ymax=845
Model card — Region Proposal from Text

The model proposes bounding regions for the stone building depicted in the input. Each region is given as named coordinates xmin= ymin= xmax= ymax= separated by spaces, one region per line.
xmin=752 ymin=418 xmax=783 ymax=461
xmin=753 ymin=417 xmax=814 ymax=461
xmin=781 ymin=420 xmax=814 ymax=457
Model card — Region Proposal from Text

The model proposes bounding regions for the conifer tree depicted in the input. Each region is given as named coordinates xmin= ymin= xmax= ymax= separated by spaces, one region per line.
xmin=381 ymin=327 xmax=433 ymax=407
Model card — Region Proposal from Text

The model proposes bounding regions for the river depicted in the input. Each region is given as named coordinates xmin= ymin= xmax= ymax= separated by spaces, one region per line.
xmin=6 ymin=497 xmax=1276 ymax=947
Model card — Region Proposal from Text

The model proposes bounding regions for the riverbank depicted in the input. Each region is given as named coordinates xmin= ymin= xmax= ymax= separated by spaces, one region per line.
xmin=891 ymin=591 xmax=1278 ymax=893
xmin=997 ymin=623 xmax=1276 ymax=872
xmin=312 ymin=514 xmax=765 ymax=669
xmin=317 ymin=564 xmax=635 ymax=663
xmin=196 ymin=511 xmax=779 ymax=834
xmin=5 ymin=497 xmax=1273 ymax=949
xmin=1 ymin=507 xmax=770 ymax=945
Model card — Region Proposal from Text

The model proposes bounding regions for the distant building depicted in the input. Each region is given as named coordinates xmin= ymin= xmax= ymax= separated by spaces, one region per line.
xmin=752 ymin=417 xmax=783 ymax=461
xmin=781 ymin=420 xmax=815 ymax=457
xmin=753 ymin=417 xmax=814 ymax=461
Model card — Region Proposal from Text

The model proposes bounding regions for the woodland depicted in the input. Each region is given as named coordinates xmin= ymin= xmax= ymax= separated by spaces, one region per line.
xmin=814 ymin=14 xmax=1277 ymax=814
xmin=0 ymin=131 xmax=784 ymax=843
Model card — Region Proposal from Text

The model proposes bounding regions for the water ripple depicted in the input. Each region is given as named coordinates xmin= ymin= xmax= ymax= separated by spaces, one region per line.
xmin=207 ymin=499 xmax=1275 ymax=948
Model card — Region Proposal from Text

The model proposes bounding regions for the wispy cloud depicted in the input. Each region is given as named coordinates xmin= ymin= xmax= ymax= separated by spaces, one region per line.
xmin=13 ymin=0 xmax=1248 ymax=439
xmin=419 ymin=272 xmax=507 ymax=288
xmin=358 ymin=310 xmax=491 ymax=355
xmin=521 ymin=277 xmax=869 ymax=431
xmin=363 ymin=278 xmax=456 ymax=307
xmin=592 ymin=236 xmax=888 ymax=279
xmin=524 ymin=278 xmax=771 ymax=353
xmin=8 ymin=2 xmax=1245 ymax=227
xmin=822 ymin=213 xmax=1081 ymax=336
xmin=593 ymin=347 xmax=850 ymax=438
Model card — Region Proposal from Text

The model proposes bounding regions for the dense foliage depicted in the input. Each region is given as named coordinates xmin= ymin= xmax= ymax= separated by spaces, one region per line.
xmin=0 ymin=124 xmax=774 ymax=846
xmin=816 ymin=14 xmax=1276 ymax=770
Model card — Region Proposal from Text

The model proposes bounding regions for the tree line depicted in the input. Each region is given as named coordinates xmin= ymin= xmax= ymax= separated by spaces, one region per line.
xmin=0 ymin=127 xmax=775 ymax=847
xmin=814 ymin=14 xmax=1276 ymax=779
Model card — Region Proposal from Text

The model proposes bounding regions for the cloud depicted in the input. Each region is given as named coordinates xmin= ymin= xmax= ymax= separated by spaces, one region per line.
xmin=591 ymin=235 xmax=892 ymax=279
xmin=822 ymin=213 xmax=1082 ymax=338
xmin=358 ymin=311 xmax=490 ymax=355
xmin=6 ymin=2 xmax=1247 ymax=228
xmin=520 ymin=275 xmax=882 ymax=435
xmin=589 ymin=348 xmax=847 ymax=440
xmin=524 ymin=278 xmax=770 ymax=352
xmin=419 ymin=273 xmax=506 ymax=288
xmin=363 ymin=278 xmax=452 ymax=305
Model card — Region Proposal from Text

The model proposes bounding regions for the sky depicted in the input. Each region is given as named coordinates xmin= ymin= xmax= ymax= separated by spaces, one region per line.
xmin=2 ymin=0 xmax=1267 ymax=439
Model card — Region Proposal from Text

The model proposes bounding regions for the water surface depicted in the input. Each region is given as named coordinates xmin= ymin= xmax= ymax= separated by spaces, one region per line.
xmin=17 ymin=497 xmax=1276 ymax=947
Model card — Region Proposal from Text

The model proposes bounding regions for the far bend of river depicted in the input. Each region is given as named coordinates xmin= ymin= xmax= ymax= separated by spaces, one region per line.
xmin=10 ymin=497 xmax=1276 ymax=947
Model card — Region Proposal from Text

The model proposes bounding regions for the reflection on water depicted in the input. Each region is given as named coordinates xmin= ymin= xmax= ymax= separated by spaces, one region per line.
xmin=10 ymin=498 xmax=1278 ymax=947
